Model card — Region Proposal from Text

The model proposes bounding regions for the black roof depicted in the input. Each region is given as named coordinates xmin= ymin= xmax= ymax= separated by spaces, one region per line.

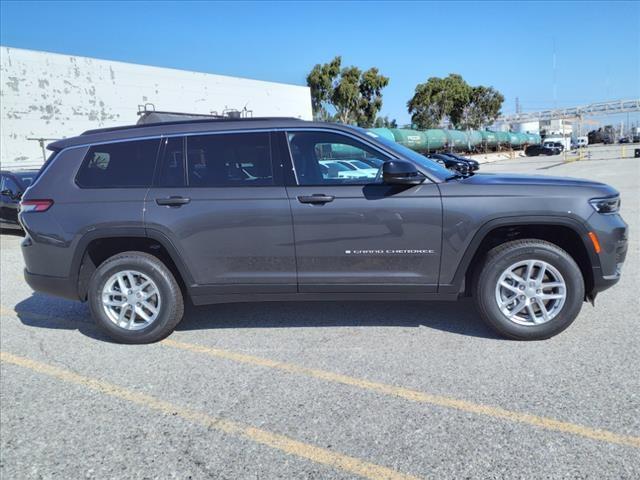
xmin=48 ymin=117 xmax=322 ymax=151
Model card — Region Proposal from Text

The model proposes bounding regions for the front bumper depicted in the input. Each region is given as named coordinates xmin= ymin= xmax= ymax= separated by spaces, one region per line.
xmin=588 ymin=212 xmax=628 ymax=295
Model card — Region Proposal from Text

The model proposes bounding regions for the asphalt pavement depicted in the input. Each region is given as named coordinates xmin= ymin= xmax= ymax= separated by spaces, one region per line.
xmin=1 ymin=150 xmax=639 ymax=479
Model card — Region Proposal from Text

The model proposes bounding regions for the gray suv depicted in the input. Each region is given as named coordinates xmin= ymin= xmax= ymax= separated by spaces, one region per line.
xmin=19 ymin=118 xmax=628 ymax=343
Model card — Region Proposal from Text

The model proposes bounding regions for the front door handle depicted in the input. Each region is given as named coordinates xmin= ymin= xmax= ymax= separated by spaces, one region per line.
xmin=156 ymin=196 xmax=191 ymax=207
xmin=297 ymin=194 xmax=335 ymax=204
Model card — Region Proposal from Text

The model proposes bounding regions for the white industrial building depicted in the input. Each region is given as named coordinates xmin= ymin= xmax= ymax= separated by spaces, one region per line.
xmin=0 ymin=46 xmax=312 ymax=169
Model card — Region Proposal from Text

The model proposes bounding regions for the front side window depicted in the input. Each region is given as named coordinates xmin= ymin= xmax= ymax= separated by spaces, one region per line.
xmin=76 ymin=139 xmax=160 ymax=188
xmin=287 ymin=131 xmax=389 ymax=186
xmin=185 ymin=132 xmax=273 ymax=187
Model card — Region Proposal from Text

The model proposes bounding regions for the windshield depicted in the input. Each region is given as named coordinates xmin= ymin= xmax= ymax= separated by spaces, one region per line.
xmin=350 ymin=127 xmax=452 ymax=179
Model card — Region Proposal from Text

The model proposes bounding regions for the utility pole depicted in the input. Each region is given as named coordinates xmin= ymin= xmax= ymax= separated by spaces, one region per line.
xmin=552 ymin=38 xmax=558 ymax=110
xmin=27 ymin=138 xmax=59 ymax=162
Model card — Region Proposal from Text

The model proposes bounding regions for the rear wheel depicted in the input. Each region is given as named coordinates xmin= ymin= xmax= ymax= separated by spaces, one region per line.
xmin=88 ymin=251 xmax=184 ymax=344
xmin=474 ymin=239 xmax=584 ymax=340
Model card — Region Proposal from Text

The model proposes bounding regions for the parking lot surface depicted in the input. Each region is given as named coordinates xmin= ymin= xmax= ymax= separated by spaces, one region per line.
xmin=1 ymin=149 xmax=639 ymax=479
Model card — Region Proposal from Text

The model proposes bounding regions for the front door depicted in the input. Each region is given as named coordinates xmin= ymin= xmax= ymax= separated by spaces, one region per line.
xmin=144 ymin=132 xmax=296 ymax=293
xmin=281 ymin=130 xmax=442 ymax=293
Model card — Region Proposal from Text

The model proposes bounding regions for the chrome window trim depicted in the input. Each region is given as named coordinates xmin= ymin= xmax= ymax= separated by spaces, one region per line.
xmin=49 ymin=126 xmax=443 ymax=183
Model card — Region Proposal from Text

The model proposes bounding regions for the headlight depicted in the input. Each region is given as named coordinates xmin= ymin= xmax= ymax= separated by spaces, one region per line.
xmin=589 ymin=196 xmax=620 ymax=214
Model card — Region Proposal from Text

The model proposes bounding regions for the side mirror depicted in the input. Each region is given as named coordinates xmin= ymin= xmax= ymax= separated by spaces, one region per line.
xmin=1 ymin=189 xmax=14 ymax=198
xmin=382 ymin=161 xmax=425 ymax=185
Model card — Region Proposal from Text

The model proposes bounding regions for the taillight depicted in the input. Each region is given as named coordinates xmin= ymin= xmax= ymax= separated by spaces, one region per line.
xmin=20 ymin=199 xmax=54 ymax=212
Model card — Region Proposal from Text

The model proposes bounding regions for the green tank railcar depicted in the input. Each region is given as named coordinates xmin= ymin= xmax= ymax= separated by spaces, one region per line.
xmin=509 ymin=132 xmax=521 ymax=148
xmin=480 ymin=131 xmax=499 ymax=149
xmin=324 ymin=143 xmax=365 ymax=159
xmin=466 ymin=130 xmax=483 ymax=150
xmin=368 ymin=128 xmax=395 ymax=142
xmin=526 ymin=133 xmax=541 ymax=145
xmin=389 ymin=129 xmax=428 ymax=151
xmin=445 ymin=130 xmax=467 ymax=151
xmin=422 ymin=129 xmax=448 ymax=151
xmin=495 ymin=131 xmax=511 ymax=146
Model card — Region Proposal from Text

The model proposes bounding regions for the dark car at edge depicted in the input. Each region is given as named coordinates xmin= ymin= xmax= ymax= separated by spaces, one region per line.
xmin=1 ymin=169 xmax=39 ymax=232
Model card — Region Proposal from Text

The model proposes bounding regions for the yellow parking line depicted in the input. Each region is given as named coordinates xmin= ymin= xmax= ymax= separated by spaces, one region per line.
xmin=0 ymin=351 xmax=419 ymax=480
xmin=3 ymin=305 xmax=639 ymax=449
xmin=162 ymin=339 xmax=640 ymax=449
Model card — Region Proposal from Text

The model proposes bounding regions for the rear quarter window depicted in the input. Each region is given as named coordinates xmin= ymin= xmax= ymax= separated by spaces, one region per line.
xmin=76 ymin=139 xmax=160 ymax=188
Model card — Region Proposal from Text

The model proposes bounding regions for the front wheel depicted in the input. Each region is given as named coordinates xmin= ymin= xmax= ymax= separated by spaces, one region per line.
xmin=474 ymin=239 xmax=585 ymax=340
xmin=88 ymin=251 xmax=184 ymax=344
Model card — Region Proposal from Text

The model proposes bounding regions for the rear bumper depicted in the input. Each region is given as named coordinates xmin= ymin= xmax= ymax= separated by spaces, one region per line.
xmin=24 ymin=269 xmax=80 ymax=301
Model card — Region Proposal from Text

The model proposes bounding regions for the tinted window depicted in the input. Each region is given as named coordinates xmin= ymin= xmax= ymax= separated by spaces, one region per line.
xmin=186 ymin=133 xmax=273 ymax=187
xmin=156 ymin=137 xmax=185 ymax=187
xmin=287 ymin=131 xmax=388 ymax=186
xmin=76 ymin=139 xmax=160 ymax=188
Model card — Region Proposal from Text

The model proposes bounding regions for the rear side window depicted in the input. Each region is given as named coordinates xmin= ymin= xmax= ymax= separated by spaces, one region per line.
xmin=76 ymin=139 xmax=160 ymax=188
xmin=156 ymin=137 xmax=185 ymax=187
xmin=185 ymin=133 xmax=273 ymax=187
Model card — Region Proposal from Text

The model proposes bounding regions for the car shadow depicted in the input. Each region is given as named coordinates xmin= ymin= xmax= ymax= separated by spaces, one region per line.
xmin=10 ymin=293 xmax=501 ymax=341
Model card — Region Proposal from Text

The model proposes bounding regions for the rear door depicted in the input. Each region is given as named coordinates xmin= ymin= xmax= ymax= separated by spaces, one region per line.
xmin=279 ymin=130 xmax=442 ymax=293
xmin=144 ymin=131 xmax=296 ymax=294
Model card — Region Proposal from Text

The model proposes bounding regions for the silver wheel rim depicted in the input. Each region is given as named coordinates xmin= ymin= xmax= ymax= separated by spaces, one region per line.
xmin=495 ymin=260 xmax=566 ymax=326
xmin=101 ymin=270 xmax=161 ymax=330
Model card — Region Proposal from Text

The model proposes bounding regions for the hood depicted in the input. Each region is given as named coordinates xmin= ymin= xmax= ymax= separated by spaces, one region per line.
xmin=459 ymin=172 xmax=610 ymax=189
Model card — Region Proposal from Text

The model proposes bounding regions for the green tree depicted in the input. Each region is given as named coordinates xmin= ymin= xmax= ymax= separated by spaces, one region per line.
xmin=356 ymin=67 xmax=390 ymax=127
xmin=460 ymin=86 xmax=504 ymax=129
xmin=373 ymin=116 xmax=398 ymax=128
xmin=407 ymin=74 xmax=503 ymax=129
xmin=407 ymin=74 xmax=469 ymax=129
xmin=306 ymin=56 xmax=389 ymax=126
xmin=306 ymin=56 xmax=341 ymax=121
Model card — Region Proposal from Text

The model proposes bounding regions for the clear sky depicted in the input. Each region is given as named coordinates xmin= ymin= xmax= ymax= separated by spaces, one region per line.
xmin=1 ymin=0 xmax=638 ymax=126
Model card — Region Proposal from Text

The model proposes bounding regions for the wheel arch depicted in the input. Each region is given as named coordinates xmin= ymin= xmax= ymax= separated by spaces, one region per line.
xmin=443 ymin=216 xmax=600 ymax=297
xmin=73 ymin=228 xmax=194 ymax=301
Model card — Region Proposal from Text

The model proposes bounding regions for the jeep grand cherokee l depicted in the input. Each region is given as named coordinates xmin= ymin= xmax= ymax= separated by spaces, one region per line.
xmin=19 ymin=118 xmax=628 ymax=343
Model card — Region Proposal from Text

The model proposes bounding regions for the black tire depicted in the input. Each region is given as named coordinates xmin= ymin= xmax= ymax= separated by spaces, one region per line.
xmin=474 ymin=239 xmax=584 ymax=340
xmin=88 ymin=251 xmax=184 ymax=344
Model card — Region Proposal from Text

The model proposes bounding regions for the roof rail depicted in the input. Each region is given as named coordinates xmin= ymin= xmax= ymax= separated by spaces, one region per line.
xmin=81 ymin=114 xmax=304 ymax=136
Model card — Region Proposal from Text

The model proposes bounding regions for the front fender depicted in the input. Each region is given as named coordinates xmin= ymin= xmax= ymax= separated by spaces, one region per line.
xmin=439 ymin=215 xmax=599 ymax=294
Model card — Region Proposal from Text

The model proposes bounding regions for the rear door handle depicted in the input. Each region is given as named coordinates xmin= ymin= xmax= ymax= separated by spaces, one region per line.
xmin=297 ymin=194 xmax=335 ymax=204
xmin=156 ymin=196 xmax=191 ymax=207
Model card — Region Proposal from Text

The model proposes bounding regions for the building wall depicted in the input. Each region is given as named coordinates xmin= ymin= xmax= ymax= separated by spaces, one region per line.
xmin=513 ymin=121 xmax=540 ymax=134
xmin=1 ymin=46 xmax=312 ymax=168
xmin=539 ymin=119 xmax=573 ymax=137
